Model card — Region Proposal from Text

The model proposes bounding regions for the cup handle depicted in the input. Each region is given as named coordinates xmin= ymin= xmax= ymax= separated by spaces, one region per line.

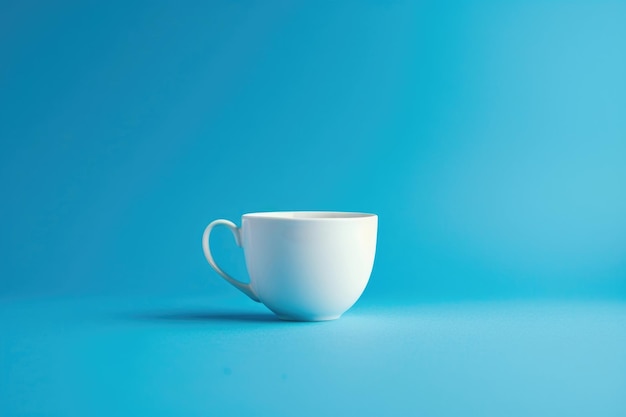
xmin=202 ymin=219 xmax=259 ymax=302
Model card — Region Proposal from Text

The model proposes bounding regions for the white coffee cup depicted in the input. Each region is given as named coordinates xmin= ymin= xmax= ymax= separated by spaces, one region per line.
xmin=202 ymin=211 xmax=378 ymax=321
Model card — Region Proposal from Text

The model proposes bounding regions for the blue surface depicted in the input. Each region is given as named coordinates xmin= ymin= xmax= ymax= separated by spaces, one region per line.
xmin=2 ymin=296 xmax=626 ymax=416
xmin=1 ymin=1 xmax=626 ymax=415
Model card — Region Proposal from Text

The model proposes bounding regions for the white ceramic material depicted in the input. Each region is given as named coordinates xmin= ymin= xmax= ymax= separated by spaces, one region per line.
xmin=202 ymin=211 xmax=378 ymax=321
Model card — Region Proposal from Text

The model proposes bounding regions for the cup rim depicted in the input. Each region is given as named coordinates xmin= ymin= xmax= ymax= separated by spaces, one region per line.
xmin=242 ymin=211 xmax=377 ymax=220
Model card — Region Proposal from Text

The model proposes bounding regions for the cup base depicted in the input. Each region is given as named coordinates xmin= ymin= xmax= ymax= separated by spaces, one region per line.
xmin=276 ymin=314 xmax=341 ymax=322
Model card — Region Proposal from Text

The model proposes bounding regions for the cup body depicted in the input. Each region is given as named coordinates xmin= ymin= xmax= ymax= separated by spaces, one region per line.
xmin=241 ymin=212 xmax=377 ymax=321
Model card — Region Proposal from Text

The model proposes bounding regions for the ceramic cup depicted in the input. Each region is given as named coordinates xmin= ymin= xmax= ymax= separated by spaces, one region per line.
xmin=202 ymin=211 xmax=378 ymax=321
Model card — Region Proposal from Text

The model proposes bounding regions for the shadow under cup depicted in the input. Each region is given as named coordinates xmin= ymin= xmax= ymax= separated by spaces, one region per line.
xmin=204 ymin=211 xmax=378 ymax=321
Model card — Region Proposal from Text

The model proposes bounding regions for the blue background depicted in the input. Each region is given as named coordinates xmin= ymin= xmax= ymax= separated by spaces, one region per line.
xmin=1 ymin=0 xmax=625 ymax=301
xmin=1 ymin=0 xmax=625 ymax=302
xmin=1 ymin=1 xmax=626 ymax=416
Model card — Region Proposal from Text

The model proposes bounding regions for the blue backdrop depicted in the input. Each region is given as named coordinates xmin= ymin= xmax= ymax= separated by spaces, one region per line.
xmin=1 ymin=0 xmax=625 ymax=301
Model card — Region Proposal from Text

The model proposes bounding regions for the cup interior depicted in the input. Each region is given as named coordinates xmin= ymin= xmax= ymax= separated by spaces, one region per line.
xmin=243 ymin=211 xmax=376 ymax=220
